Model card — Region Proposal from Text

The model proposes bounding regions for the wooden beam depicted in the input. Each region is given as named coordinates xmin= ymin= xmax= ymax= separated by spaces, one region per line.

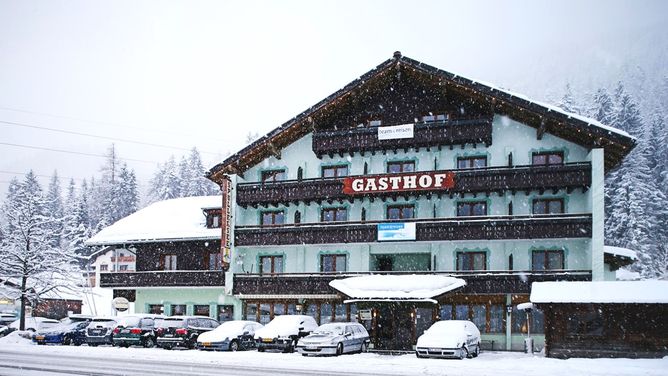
xmin=537 ymin=117 xmax=547 ymax=140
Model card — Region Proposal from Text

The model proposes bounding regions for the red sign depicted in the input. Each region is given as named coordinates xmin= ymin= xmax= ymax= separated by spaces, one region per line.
xmin=343 ymin=171 xmax=455 ymax=195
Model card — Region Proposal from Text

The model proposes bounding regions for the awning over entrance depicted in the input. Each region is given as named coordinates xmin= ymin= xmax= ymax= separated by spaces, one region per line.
xmin=329 ymin=275 xmax=466 ymax=303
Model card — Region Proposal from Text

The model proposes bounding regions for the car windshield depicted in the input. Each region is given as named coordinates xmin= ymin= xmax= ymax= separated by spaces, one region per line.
xmin=313 ymin=324 xmax=345 ymax=335
xmin=162 ymin=318 xmax=186 ymax=328
xmin=116 ymin=316 xmax=141 ymax=327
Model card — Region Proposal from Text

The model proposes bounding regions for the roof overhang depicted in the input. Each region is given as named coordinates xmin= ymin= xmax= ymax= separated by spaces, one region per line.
xmin=207 ymin=52 xmax=636 ymax=183
xmin=530 ymin=281 xmax=668 ymax=304
xmin=329 ymin=274 xmax=466 ymax=301
xmin=603 ymin=245 xmax=638 ymax=271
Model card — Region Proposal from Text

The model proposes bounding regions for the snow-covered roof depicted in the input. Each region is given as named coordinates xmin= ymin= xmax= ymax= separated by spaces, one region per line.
xmin=604 ymin=245 xmax=638 ymax=260
xmin=85 ymin=196 xmax=221 ymax=246
xmin=530 ymin=281 xmax=668 ymax=304
xmin=329 ymin=275 xmax=466 ymax=302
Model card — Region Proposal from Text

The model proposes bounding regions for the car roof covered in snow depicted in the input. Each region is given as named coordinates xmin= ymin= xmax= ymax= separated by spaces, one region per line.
xmin=85 ymin=196 xmax=221 ymax=246
xmin=530 ymin=281 xmax=668 ymax=304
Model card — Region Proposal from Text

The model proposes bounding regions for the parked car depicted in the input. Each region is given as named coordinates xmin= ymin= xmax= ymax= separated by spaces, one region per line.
xmin=0 ymin=313 xmax=18 ymax=326
xmin=8 ymin=317 xmax=60 ymax=333
xmin=0 ymin=325 xmax=8 ymax=337
xmin=33 ymin=319 xmax=90 ymax=345
xmin=415 ymin=320 xmax=481 ymax=359
xmin=85 ymin=317 xmax=118 ymax=347
xmin=197 ymin=320 xmax=263 ymax=351
xmin=112 ymin=314 xmax=163 ymax=348
xmin=296 ymin=322 xmax=370 ymax=356
xmin=156 ymin=316 xmax=219 ymax=349
xmin=254 ymin=315 xmax=318 ymax=353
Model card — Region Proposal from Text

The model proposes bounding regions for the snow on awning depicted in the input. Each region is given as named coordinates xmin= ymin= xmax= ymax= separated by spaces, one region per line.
xmin=530 ymin=281 xmax=668 ymax=304
xmin=329 ymin=275 xmax=466 ymax=303
xmin=604 ymin=246 xmax=638 ymax=260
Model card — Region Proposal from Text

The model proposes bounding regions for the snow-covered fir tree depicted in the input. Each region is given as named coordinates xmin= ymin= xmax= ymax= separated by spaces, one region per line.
xmin=557 ymin=83 xmax=581 ymax=114
xmin=147 ymin=147 xmax=217 ymax=203
xmin=0 ymin=171 xmax=78 ymax=330
xmin=45 ymin=171 xmax=65 ymax=249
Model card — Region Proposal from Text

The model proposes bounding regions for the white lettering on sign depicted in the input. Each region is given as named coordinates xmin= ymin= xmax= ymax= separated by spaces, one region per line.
xmin=377 ymin=123 xmax=414 ymax=140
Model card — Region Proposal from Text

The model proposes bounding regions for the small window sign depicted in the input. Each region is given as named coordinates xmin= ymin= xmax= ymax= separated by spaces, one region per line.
xmin=359 ymin=309 xmax=373 ymax=320
xmin=377 ymin=222 xmax=416 ymax=241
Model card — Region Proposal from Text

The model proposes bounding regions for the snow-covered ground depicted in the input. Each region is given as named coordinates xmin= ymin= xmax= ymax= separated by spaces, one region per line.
xmin=1 ymin=332 xmax=666 ymax=376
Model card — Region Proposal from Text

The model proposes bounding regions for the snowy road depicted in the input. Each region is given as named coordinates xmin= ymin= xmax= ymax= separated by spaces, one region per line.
xmin=0 ymin=334 xmax=666 ymax=376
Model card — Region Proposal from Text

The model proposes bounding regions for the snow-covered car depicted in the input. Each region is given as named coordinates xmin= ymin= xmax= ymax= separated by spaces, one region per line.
xmin=296 ymin=322 xmax=370 ymax=356
xmin=0 ymin=313 xmax=18 ymax=326
xmin=415 ymin=320 xmax=481 ymax=359
xmin=33 ymin=320 xmax=90 ymax=345
xmin=112 ymin=314 xmax=164 ymax=348
xmin=197 ymin=320 xmax=263 ymax=351
xmin=156 ymin=316 xmax=220 ymax=349
xmin=254 ymin=315 xmax=318 ymax=353
xmin=85 ymin=317 xmax=118 ymax=347
xmin=0 ymin=325 xmax=8 ymax=337
xmin=8 ymin=317 xmax=60 ymax=332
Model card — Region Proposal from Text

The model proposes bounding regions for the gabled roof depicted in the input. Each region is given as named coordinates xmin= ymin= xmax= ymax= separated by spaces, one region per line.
xmin=85 ymin=196 xmax=221 ymax=246
xmin=207 ymin=52 xmax=635 ymax=182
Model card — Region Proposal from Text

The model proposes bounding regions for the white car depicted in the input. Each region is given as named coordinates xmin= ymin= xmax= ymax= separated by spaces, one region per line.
xmin=8 ymin=317 xmax=60 ymax=332
xmin=415 ymin=320 xmax=481 ymax=359
xmin=254 ymin=315 xmax=318 ymax=353
xmin=197 ymin=320 xmax=263 ymax=351
xmin=296 ymin=322 xmax=370 ymax=356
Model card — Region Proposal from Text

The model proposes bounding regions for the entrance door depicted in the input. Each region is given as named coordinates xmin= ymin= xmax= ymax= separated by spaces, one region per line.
xmin=374 ymin=304 xmax=414 ymax=351
xmin=377 ymin=256 xmax=393 ymax=271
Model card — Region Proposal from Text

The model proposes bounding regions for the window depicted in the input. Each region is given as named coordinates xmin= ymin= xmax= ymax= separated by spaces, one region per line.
xmin=471 ymin=305 xmax=487 ymax=331
xmin=457 ymin=156 xmax=487 ymax=169
xmin=387 ymin=161 xmax=415 ymax=174
xmin=261 ymin=210 xmax=285 ymax=226
xmin=321 ymin=254 xmax=347 ymax=272
xmin=455 ymin=304 xmax=468 ymax=320
xmin=100 ymin=264 xmax=108 ymax=271
xmin=206 ymin=210 xmax=222 ymax=228
xmin=369 ymin=119 xmax=382 ymax=127
xmin=148 ymin=304 xmax=163 ymax=314
xmin=274 ymin=303 xmax=286 ymax=317
xmin=119 ymin=265 xmax=128 ymax=271
xmin=532 ymin=151 xmax=564 ymax=165
xmin=320 ymin=303 xmax=333 ymax=324
xmin=532 ymin=250 xmax=564 ymax=270
xmin=335 ymin=304 xmax=346 ymax=322
xmin=489 ymin=305 xmax=505 ymax=333
xmin=215 ymin=305 xmax=233 ymax=322
xmin=206 ymin=251 xmax=223 ymax=270
xmin=194 ymin=305 xmax=210 ymax=317
xmin=456 ymin=201 xmax=487 ymax=217
xmin=457 ymin=252 xmax=487 ymax=271
xmin=321 ymin=207 xmax=347 ymax=222
xmin=387 ymin=205 xmax=415 ymax=220
xmin=259 ymin=303 xmax=271 ymax=324
xmin=261 ymin=169 xmax=286 ymax=183
xmin=160 ymin=254 xmax=177 ymax=270
xmin=532 ymin=198 xmax=564 ymax=214
xmin=245 ymin=304 xmax=258 ymax=321
xmin=260 ymin=255 xmax=284 ymax=274
xmin=171 ymin=304 xmax=186 ymax=316
xmin=322 ymin=165 xmax=348 ymax=178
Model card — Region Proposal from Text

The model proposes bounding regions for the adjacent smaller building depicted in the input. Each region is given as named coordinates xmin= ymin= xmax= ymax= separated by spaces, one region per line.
xmin=531 ymin=280 xmax=668 ymax=358
xmin=85 ymin=196 xmax=236 ymax=321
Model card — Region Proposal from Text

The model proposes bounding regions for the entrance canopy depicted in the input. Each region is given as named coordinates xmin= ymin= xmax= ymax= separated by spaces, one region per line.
xmin=329 ymin=275 xmax=466 ymax=303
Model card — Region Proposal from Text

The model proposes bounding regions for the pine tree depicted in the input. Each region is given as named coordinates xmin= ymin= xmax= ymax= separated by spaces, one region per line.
xmin=182 ymin=147 xmax=217 ymax=197
xmin=592 ymin=88 xmax=615 ymax=125
xmin=557 ymin=83 xmax=580 ymax=114
xmin=117 ymin=163 xmax=139 ymax=219
xmin=148 ymin=156 xmax=181 ymax=203
xmin=0 ymin=171 xmax=79 ymax=330
xmin=45 ymin=171 xmax=65 ymax=249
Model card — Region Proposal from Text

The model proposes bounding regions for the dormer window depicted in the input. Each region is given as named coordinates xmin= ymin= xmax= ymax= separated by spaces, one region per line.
xmin=205 ymin=209 xmax=223 ymax=229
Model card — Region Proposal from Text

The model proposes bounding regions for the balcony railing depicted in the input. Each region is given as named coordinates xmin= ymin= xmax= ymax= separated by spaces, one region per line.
xmin=236 ymin=162 xmax=591 ymax=208
xmin=235 ymin=213 xmax=592 ymax=246
xmin=233 ymin=270 xmax=592 ymax=296
xmin=99 ymin=270 xmax=225 ymax=288
xmin=312 ymin=118 xmax=493 ymax=158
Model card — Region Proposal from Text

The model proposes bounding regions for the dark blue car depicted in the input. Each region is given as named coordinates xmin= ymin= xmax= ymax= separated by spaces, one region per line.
xmin=33 ymin=320 xmax=90 ymax=346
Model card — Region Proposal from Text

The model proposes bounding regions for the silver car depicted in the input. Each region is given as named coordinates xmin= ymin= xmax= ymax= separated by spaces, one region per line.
xmin=296 ymin=322 xmax=370 ymax=356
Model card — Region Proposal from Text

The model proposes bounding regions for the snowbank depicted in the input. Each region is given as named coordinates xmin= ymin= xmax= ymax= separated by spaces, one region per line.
xmin=0 ymin=331 xmax=33 ymax=346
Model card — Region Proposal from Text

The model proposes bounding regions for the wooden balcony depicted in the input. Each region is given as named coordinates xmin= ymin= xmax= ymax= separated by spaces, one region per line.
xmin=99 ymin=270 xmax=225 ymax=288
xmin=312 ymin=118 xmax=493 ymax=158
xmin=236 ymin=162 xmax=591 ymax=208
xmin=232 ymin=270 xmax=592 ymax=296
xmin=235 ymin=214 xmax=592 ymax=246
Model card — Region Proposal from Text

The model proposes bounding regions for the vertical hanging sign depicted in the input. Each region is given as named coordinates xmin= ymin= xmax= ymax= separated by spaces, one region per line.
xmin=220 ymin=175 xmax=232 ymax=271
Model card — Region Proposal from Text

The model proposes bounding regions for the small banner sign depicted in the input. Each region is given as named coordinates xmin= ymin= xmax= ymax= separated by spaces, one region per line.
xmin=378 ymin=123 xmax=414 ymax=140
xmin=378 ymin=222 xmax=416 ymax=241
xmin=220 ymin=175 xmax=233 ymax=270
xmin=343 ymin=171 xmax=455 ymax=195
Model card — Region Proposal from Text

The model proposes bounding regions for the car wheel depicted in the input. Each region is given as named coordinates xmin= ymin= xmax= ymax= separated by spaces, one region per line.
xmin=229 ymin=340 xmax=239 ymax=352
xmin=73 ymin=341 xmax=82 ymax=346
xmin=336 ymin=343 xmax=343 ymax=356
xmin=89 ymin=343 xmax=98 ymax=347
xmin=416 ymin=351 xmax=426 ymax=359
xmin=471 ymin=343 xmax=480 ymax=358
xmin=258 ymin=346 xmax=265 ymax=352
xmin=459 ymin=346 xmax=468 ymax=360
xmin=144 ymin=337 xmax=156 ymax=348
xmin=63 ymin=336 xmax=71 ymax=346
xmin=360 ymin=342 xmax=368 ymax=353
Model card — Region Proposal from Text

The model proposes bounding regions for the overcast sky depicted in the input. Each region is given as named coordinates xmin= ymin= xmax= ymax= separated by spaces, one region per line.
xmin=1 ymin=0 xmax=666 ymax=198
